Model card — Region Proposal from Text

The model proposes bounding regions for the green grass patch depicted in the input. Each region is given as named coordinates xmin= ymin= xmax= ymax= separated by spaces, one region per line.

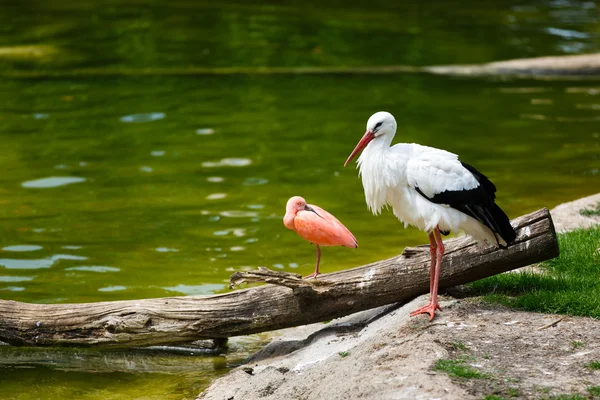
xmin=338 ymin=351 xmax=349 ymax=358
xmin=580 ymin=202 xmax=600 ymax=217
xmin=469 ymin=227 xmax=600 ymax=318
xmin=571 ymin=341 xmax=584 ymax=349
xmin=433 ymin=357 xmax=488 ymax=379
xmin=588 ymin=386 xmax=600 ymax=397
xmin=450 ymin=341 xmax=469 ymax=351
xmin=586 ymin=361 xmax=600 ymax=370
xmin=484 ymin=396 xmax=507 ymax=400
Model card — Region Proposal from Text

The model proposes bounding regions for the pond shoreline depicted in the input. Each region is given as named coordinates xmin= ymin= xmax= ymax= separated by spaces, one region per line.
xmin=2 ymin=52 xmax=600 ymax=79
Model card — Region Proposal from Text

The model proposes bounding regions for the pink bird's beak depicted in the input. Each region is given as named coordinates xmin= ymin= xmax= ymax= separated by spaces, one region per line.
xmin=344 ymin=130 xmax=375 ymax=167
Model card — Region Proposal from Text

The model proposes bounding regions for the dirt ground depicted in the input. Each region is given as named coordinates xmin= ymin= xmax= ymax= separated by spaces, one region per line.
xmin=199 ymin=298 xmax=600 ymax=400
xmin=422 ymin=300 xmax=600 ymax=399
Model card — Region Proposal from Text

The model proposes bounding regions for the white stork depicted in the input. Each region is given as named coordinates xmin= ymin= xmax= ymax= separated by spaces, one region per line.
xmin=344 ymin=111 xmax=516 ymax=320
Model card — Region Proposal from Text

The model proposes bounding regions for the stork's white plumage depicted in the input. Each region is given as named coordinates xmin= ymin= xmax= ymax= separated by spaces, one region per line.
xmin=344 ymin=111 xmax=516 ymax=320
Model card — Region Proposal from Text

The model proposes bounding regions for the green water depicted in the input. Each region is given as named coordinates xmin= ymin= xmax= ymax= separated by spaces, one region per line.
xmin=0 ymin=0 xmax=599 ymax=398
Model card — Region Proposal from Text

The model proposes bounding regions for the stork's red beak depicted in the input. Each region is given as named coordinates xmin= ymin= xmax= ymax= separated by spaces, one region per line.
xmin=344 ymin=130 xmax=375 ymax=167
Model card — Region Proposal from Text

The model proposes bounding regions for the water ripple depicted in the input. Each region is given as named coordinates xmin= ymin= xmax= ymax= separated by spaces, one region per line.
xmin=1 ymin=286 xmax=25 ymax=291
xmin=65 ymin=266 xmax=120 ymax=273
xmin=207 ymin=193 xmax=227 ymax=200
xmin=0 ymin=276 xmax=34 ymax=282
xmin=2 ymin=245 xmax=43 ymax=252
xmin=120 ymin=112 xmax=165 ymax=123
xmin=0 ymin=258 xmax=54 ymax=270
xmin=98 ymin=285 xmax=127 ymax=292
xmin=220 ymin=210 xmax=258 ymax=218
xmin=243 ymin=177 xmax=268 ymax=185
xmin=545 ymin=27 xmax=590 ymax=39
xmin=155 ymin=247 xmax=179 ymax=253
xmin=202 ymin=158 xmax=252 ymax=167
xmin=196 ymin=128 xmax=215 ymax=135
xmin=22 ymin=176 xmax=86 ymax=188
xmin=163 ymin=283 xmax=225 ymax=295
xmin=213 ymin=228 xmax=246 ymax=237
xmin=0 ymin=254 xmax=87 ymax=270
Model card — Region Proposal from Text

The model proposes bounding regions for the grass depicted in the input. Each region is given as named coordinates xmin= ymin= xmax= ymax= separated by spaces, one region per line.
xmin=586 ymin=361 xmax=600 ymax=370
xmin=450 ymin=341 xmax=470 ymax=351
xmin=588 ymin=386 xmax=600 ymax=397
xmin=580 ymin=202 xmax=600 ymax=217
xmin=338 ymin=351 xmax=350 ymax=358
xmin=433 ymin=357 xmax=488 ymax=379
xmin=468 ymin=227 xmax=600 ymax=318
xmin=571 ymin=341 xmax=584 ymax=349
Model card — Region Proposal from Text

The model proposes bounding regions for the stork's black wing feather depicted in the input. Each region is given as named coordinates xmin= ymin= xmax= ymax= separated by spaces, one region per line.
xmin=415 ymin=162 xmax=516 ymax=247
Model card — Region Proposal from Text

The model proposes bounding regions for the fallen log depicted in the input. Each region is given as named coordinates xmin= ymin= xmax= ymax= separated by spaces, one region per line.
xmin=0 ymin=208 xmax=558 ymax=348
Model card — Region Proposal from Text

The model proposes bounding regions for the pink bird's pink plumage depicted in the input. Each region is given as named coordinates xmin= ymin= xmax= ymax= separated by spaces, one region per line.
xmin=293 ymin=204 xmax=358 ymax=248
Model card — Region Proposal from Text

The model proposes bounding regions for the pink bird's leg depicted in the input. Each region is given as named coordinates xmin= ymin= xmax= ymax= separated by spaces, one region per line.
xmin=303 ymin=244 xmax=321 ymax=279
xmin=410 ymin=227 xmax=444 ymax=321
xmin=409 ymin=232 xmax=437 ymax=315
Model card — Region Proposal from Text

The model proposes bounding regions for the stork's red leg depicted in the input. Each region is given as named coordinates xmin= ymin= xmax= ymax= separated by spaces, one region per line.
xmin=304 ymin=244 xmax=321 ymax=279
xmin=409 ymin=233 xmax=437 ymax=315
xmin=410 ymin=227 xmax=444 ymax=320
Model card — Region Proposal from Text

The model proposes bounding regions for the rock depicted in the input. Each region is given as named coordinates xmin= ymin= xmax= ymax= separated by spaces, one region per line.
xmin=550 ymin=193 xmax=600 ymax=232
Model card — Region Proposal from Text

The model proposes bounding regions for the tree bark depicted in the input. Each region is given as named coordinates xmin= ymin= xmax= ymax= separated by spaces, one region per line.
xmin=0 ymin=208 xmax=558 ymax=348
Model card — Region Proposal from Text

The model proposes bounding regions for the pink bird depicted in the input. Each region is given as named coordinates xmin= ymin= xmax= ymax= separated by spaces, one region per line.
xmin=283 ymin=196 xmax=358 ymax=279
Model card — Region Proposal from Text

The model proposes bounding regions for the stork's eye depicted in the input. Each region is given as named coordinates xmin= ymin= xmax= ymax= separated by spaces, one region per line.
xmin=374 ymin=122 xmax=383 ymax=130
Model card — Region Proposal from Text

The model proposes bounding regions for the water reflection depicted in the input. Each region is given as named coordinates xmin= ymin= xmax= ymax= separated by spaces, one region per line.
xmin=207 ymin=176 xmax=224 ymax=182
xmin=119 ymin=112 xmax=165 ymax=123
xmin=2 ymin=245 xmax=43 ymax=252
xmin=0 ymin=254 xmax=87 ymax=270
xmin=21 ymin=176 xmax=86 ymax=188
xmin=162 ymin=283 xmax=226 ymax=295
xmin=155 ymin=247 xmax=179 ymax=252
xmin=219 ymin=210 xmax=258 ymax=218
xmin=575 ymin=103 xmax=600 ymax=109
xmin=0 ymin=276 xmax=34 ymax=282
xmin=98 ymin=285 xmax=127 ymax=292
xmin=64 ymin=266 xmax=120 ymax=273
xmin=213 ymin=228 xmax=246 ymax=237
xmin=243 ymin=177 xmax=268 ymax=185
xmin=1 ymin=286 xmax=25 ymax=291
xmin=206 ymin=193 xmax=227 ymax=200
xmin=545 ymin=27 xmax=589 ymax=39
xmin=202 ymin=158 xmax=252 ymax=167
xmin=196 ymin=128 xmax=215 ymax=135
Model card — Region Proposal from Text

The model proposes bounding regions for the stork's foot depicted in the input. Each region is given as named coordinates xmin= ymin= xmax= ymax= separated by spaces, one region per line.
xmin=410 ymin=302 xmax=442 ymax=321
xmin=303 ymin=272 xmax=319 ymax=280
